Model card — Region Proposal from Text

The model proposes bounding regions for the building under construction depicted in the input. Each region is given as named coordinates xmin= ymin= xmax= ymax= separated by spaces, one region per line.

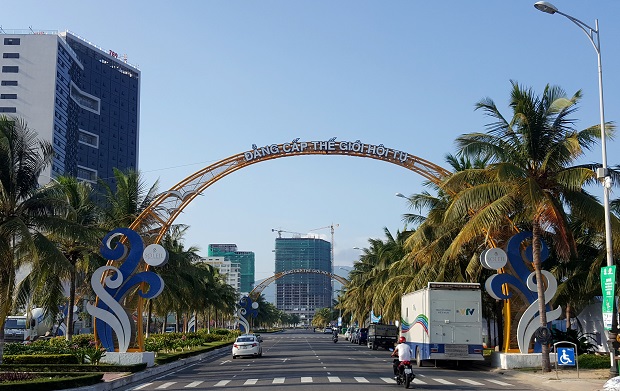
xmin=274 ymin=237 xmax=332 ymax=325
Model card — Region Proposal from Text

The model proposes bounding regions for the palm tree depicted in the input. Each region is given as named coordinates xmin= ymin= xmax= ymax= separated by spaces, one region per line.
xmin=444 ymin=81 xmax=613 ymax=371
xmin=18 ymin=176 xmax=103 ymax=341
xmin=0 ymin=116 xmax=74 ymax=363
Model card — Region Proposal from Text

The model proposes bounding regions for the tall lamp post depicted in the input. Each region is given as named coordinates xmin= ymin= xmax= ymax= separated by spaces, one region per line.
xmin=534 ymin=1 xmax=616 ymax=377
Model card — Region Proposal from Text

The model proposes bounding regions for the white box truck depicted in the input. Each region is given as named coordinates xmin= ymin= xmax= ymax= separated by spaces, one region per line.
xmin=401 ymin=282 xmax=484 ymax=366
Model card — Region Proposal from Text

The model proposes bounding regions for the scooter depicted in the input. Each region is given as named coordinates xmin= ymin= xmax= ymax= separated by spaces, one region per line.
xmin=393 ymin=359 xmax=415 ymax=388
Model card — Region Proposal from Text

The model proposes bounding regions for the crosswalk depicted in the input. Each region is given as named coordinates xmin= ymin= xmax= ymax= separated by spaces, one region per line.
xmin=131 ymin=375 xmax=515 ymax=389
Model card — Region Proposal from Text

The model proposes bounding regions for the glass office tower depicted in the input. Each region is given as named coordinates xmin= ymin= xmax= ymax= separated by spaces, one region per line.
xmin=0 ymin=29 xmax=140 ymax=189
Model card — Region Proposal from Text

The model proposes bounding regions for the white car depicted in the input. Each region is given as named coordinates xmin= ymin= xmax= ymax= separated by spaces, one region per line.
xmin=232 ymin=335 xmax=262 ymax=359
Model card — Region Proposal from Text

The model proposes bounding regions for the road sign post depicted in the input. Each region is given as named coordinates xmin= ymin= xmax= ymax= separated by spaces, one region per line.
xmin=554 ymin=341 xmax=579 ymax=379
xmin=601 ymin=266 xmax=617 ymax=330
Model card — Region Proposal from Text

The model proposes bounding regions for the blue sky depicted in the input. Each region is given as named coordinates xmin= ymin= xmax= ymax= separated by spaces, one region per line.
xmin=8 ymin=1 xmax=620 ymax=287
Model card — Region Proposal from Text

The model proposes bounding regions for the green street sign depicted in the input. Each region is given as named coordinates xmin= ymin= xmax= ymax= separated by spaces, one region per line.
xmin=601 ymin=265 xmax=616 ymax=330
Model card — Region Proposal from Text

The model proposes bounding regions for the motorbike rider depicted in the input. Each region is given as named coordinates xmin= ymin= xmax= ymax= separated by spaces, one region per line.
xmin=391 ymin=336 xmax=413 ymax=378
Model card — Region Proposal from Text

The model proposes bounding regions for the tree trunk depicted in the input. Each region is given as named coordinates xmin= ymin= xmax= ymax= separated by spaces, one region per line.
xmin=66 ymin=265 xmax=77 ymax=341
xmin=565 ymin=303 xmax=571 ymax=331
xmin=533 ymin=221 xmax=551 ymax=372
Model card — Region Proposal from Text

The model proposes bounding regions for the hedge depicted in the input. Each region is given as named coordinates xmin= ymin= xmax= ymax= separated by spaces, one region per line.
xmin=0 ymin=362 xmax=146 ymax=373
xmin=0 ymin=372 xmax=103 ymax=391
xmin=2 ymin=354 xmax=79 ymax=365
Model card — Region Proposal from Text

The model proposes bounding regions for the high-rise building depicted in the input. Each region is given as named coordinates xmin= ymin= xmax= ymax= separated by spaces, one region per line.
xmin=199 ymin=256 xmax=241 ymax=294
xmin=274 ymin=237 xmax=332 ymax=325
xmin=0 ymin=29 xmax=140 ymax=188
xmin=208 ymin=244 xmax=255 ymax=294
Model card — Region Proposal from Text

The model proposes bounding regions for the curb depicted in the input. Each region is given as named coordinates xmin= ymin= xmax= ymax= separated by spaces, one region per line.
xmin=68 ymin=347 xmax=230 ymax=391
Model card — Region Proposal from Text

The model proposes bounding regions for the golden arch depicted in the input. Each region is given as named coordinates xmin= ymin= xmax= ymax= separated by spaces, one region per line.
xmin=128 ymin=139 xmax=449 ymax=238
xmin=118 ymin=139 xmax=449 ymax=350
xmin=250 ymin=268 xmax=350 ymax=299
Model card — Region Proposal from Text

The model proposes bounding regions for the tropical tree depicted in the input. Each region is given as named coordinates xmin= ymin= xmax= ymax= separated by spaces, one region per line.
xmin=443 ymin=81 xmax=613 ymax=371
xmin=18 ymin=176 xmax=103 ymax=341
xmin=0 ymin=116 xmax=75 ymax=363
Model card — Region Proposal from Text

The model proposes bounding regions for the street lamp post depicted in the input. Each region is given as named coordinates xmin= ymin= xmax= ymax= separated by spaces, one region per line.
xmin=534 ymin=1 xmax=616 ymax=377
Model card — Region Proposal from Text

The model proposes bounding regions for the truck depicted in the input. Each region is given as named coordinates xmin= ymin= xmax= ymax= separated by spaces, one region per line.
xmin=3 ymin=308 xmax=52 ymax=342
xmin=401 ymin=282 xmax=484 ymax=366
xmin=367 ymin=323 xmax=399 ymax=350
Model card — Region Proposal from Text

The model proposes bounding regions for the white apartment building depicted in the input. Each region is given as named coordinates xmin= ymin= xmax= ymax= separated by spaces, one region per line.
xmin=200 ymin=257 xmax=241 ymax=294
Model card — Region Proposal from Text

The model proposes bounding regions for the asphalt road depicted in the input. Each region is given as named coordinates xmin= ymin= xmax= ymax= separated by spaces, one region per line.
xmin=119 ymin=329 xmax=537 ymax=390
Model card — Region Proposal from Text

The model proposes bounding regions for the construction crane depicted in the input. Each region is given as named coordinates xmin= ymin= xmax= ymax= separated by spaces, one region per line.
xmin=271 ymin=228 xmax=305 ymax=238
xmin=309 ymin=223 xmax=339 ymax=270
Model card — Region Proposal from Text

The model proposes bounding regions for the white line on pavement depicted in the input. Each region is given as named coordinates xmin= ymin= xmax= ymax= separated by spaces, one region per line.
xmin=301 ymin=377 xmax=313 ymax=383
xmin=184 ymin=381 xmax=203 ymax=388
xmin=488 ymin=379 xmax=514 ymax=386
xmin=156 ymin=382 xmax=176 ymax=389
xmin=132 ymin=384 xmax=152 ymax=390
xmin=214 ymin=380 xmax=231 ymax=387
xmin=459 ymin=378 xmax=485 ymax=385
xmin=328 ymin=376 xmax=341 ymax=382
xmin=244 ymin=379 xmax=258 ymax=385
xmin=354 ymin=377 xmax=369 ymax=383
xmin=381 ymin=377 xmax=395 ymax=383
xmin=273 ymin=378 xmax=285 ymax=384
xmin=433 ymin=378 xmax=456 ymax=385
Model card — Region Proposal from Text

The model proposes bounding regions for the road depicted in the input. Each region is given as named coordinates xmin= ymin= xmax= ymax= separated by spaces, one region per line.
xmin=120 ymin=328 xmax=535 ymax=390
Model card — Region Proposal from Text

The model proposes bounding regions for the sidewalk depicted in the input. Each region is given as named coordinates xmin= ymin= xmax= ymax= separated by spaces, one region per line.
xmin=498 ymin=367 xmax=609 ymax=391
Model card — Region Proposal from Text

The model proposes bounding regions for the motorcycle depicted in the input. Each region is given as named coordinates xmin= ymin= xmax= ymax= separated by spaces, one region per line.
xmin=332 ymin=335 xmax=338 ymax=343
xmin=393 ymin=359 xmax=415 ymax=388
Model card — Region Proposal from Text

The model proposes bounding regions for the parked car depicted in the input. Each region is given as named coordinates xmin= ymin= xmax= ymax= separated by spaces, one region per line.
xmin=324 ymin=327 xmax=333 ymax=334
xmin=355 ymin=328 xmax=368 ymax=345
xmin=344 ymin=327 xmax=354 ymax=341
xmin=232 ymin=335 xmax=262 ymax=359
xmin=350 ymin=328 xmax=360 ymax=344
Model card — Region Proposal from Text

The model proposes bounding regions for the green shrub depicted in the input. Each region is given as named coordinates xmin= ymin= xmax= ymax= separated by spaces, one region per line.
xmin=578 ymin=354 xmax=610 ymax=369
xmin=0 ymin=372 xmax=103 ymax=390
xmin=3 ymin=354 xmax=79 ymax=365
xmin=70 ymin=334 xmax=95 ymax=348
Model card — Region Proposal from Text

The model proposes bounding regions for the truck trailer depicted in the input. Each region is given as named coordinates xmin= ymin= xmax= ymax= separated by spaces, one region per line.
xmin=3 ymin=308 xmax=52 ymax=342
xmin=366 ymin=323 xmax=399 ymax=350
xmin=401 ymin=282 xmax=484 ymax=366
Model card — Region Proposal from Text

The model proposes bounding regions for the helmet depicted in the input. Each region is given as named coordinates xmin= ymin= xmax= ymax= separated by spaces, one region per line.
xmin=399 ymin=337 xmax=406 ymax=343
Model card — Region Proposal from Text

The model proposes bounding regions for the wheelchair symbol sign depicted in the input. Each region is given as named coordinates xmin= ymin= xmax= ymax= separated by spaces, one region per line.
xmin=557 ymin=347 xmax=575 ymax=366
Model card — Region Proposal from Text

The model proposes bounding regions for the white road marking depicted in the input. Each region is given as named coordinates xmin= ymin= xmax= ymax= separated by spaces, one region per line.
xmin=301 ymin=377 xmax=313 ymax=383
xmin=433 ymin=378 xmax=456 ymax=385
xmin=132 ymin=384 xmax=152 ymax=390
xmin=460 ymin=378 xmax=485 ymax=385
xmin=214 ymin=380 xmax=231 ymax=387
xmin=488 ymin=379 xmax=514 ymax=386
xmin=328 ymin=376 xmax=341 ymax=382
xmin=354 ymin=377 xmax=369 ymax=383
xmin=220 ymin=360 xmax=230 ymax=365
xmin=273 ymin=378 xmax=285 ymax=384
xmin=381 ymin=377 xmax=396 ymax=383
xmin=184 ymin=381 xmax=203 ymax=388
xmin=244 ymin=379 xmax=258 ymax=385
xmin=412 ymin=378 xmax=427 ymax=384
xmin=156 ymin=382 xmax=176 ymax=389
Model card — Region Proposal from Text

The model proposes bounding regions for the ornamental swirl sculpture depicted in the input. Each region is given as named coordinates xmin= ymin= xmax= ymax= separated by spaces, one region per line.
xmin=484 ymin=232 xmax=561 ymax=354
xmin=87 ymin=228 xmax=168 ymax=352
xmin=237 ymin=296 xmax=259 ymax=334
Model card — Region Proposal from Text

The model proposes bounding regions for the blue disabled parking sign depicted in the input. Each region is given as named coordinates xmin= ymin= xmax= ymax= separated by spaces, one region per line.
xmin=557 ymin=347 xmax=575 ymax=366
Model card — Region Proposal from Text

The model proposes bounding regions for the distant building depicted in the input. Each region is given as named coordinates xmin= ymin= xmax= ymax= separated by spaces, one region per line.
xmin=208 ymin=244 xmax=255 ymax=295
xmin=274 ymin=237 xmax=332 ymax=325
xmin=0 ymin=29 xmax=140 ymax=189
xmin=200 ymin=256 xmax=241 ymax=293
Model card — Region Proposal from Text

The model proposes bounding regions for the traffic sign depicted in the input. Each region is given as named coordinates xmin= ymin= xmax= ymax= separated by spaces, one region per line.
xmin=557 ymin=347 xmax=575 ymax=366
xmin=601 ymin=265 xmax=616 ymax=330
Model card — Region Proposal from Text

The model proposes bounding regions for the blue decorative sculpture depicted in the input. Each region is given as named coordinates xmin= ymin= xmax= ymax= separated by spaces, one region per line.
xmin=87 ymin=228 xmax=167 ymax=352
xmin=484 ymin=231 xmax=561 ymax=353
xmin=237 ymin=296 xmax=259 ymax=334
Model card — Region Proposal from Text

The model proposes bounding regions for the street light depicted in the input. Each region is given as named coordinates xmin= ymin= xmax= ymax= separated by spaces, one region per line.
xmin=534 ymin=1 xmax=616 ymax=377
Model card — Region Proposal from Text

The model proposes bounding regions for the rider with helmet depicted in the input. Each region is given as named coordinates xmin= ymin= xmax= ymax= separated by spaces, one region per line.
xmin=391 ymin=336 xmax=413 ymax=377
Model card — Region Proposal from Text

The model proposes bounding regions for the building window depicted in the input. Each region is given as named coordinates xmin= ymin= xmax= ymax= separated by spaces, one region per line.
xmin=1 ymin=94 xmax=17 ymax=99
xmin=70 ymin=82 xmax=100 ymax=114
xmin=77 ymin=165 xmax=97 ymax=183
xmin=2 ymin=53 xmax=19 ymax=59
xmin=0 ymin=107 xmax=16 ymax=113
xmin=1 ymin=81 xmax=18 ymax=86
xmin=2 ymin=66 xmax=18 ymax=73
xmin=3 ymin=38 xmax=20 ymax=45
xmin=78 ymin=129 xmax=99 ymax=148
